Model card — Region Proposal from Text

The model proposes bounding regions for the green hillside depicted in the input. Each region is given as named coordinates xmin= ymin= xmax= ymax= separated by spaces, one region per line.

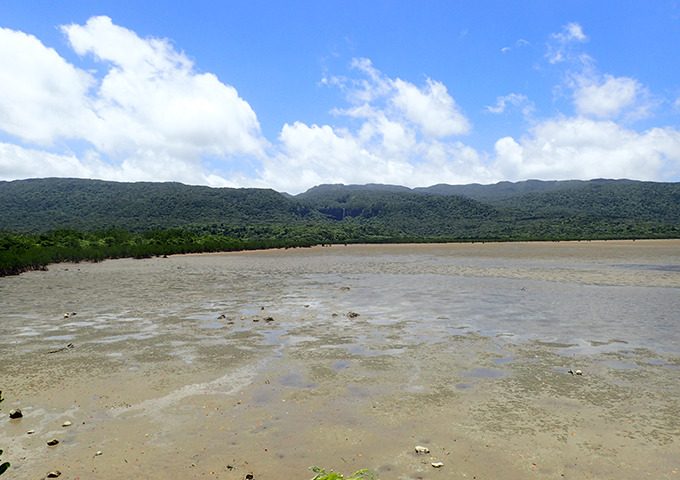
xmin=295 ymin=188 xmax=518 ymax=237
xmin=493 ymin=179 xmax=680 ymax=223
xmin=0 ymin=178 xmax=310 ymax=233
xmin=1 ymin=177 xmax=679 ymax=241
xmin=412 ymin=179 xmax=590 ymax=202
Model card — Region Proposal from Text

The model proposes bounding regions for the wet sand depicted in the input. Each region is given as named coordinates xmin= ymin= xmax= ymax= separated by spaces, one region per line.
xmin=1 ymin=240 xmax=679 ymax=479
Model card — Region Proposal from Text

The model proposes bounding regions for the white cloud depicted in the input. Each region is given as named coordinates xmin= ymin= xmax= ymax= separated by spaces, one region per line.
xmin=330 ymin=58 xmax=470 ymax=138
xmin=492 ymin=117 xmax=680 ymax=181
xmin=0 ymin=16 xmax=266 ymax=185
xmin=485 ymin=93 xmax=534 ymax=116
xmin=0 ymin=27 xmax=97 ymax=145
xmin=337 ymin=58 xmax=393 ymax=105
xmin=502 ymin=39 xmax=531 ymax=53
xmin=0 ymin=142 xmax=237 ymax=186
xmin=62 ymin=16 xmax=267 ymax=158
xmin=392 ymin=78 xmax=470 ymax=137
xmin=547 ymin=22 xmax=589 ymax=64
xmin=256 ymin=121 xmax=489 ymax=193
xmin=256 ymin=60 xmax=478 ymax=192
xmin=563 ymin=23 xmax=587 ymax=42
xmin=545 ymin=23 xmax=656 ymax=123
xmin=573 ymin=74 xmax=641 ymax=118
xmin=0 ymin=142 xmax=93 ymax=179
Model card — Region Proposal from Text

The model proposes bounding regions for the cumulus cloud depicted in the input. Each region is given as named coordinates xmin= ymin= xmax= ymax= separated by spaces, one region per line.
xmin=545 ymin=23 xmax=656 ymax=123
xmin=256 ymin=121 xmax=489 ymax=192
xmin=492 ymin=117 xmax=680 ymax=181
xmin=270 ymin=121 xmax=403 ymax=187
xmin=62 ymin=16 xmax=267 ymax=158
xmin=256 ymin=59 xmax=480 ymax=192
xmin=392 ymin=78 xmax=470 ymax=137
xmin=0 ymin=16 xmax=266 ymax=185
xmin=572 ymin=74 xmax=650 ymax=119
xmin=0 ymin=27 xmax=97 ymax=145
xmin=331 ymin=58 xmax=470 ymax=138
xmin=573 ymin=75 xmax=637 ymax=117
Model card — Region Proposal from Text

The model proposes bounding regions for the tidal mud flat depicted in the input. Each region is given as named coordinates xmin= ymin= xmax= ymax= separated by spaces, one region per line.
xmin=1 ymin=240 xmax=679 ymax=479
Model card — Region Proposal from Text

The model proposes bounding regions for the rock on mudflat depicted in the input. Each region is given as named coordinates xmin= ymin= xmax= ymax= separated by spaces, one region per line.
xmin=415 ymin=445 xmax=430 ymax=454
xmin=9 ymin=409 xmax=23 ymax=419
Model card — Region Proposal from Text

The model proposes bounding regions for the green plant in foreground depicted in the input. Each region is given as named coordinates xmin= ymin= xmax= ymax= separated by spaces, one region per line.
xmin=309 ymin=466 xmax=377 ymax=480
xmin=0 ymin=391 xmax=9 ymax=475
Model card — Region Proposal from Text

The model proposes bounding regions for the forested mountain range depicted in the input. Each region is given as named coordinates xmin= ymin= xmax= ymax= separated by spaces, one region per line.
xmin=1 ymin=177 xmax=679 ymax=240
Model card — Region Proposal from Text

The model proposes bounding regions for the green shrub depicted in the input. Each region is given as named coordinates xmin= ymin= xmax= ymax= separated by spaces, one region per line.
xmin=309 ymin=466 xmax=377 ymax=480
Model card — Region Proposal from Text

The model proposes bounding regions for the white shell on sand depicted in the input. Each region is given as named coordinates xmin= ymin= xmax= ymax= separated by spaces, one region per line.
xmin=415 ymin=445 xmax=430 ymax=454
xmin=62 ymin=420 xmax=72 ymax=427
xmin=431 ymin=462 xmax=444 ymax=468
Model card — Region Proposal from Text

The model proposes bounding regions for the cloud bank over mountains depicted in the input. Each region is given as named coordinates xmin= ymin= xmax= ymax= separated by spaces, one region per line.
xmin=1 ymin=16 xmax=679 ymax=193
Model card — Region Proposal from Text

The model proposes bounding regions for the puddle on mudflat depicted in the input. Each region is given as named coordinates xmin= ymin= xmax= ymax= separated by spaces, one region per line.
xmin=601 ymin=360 xmax=639 ymax=370
xmin=644 ymin=358 xmax=668 ymax=365
xmin=278 ymin=373 xmax=317 ymax=389
xmin=491 ymin=355 xmax=516 ymax=365
xmin=333 ymin=360 xmax=352 ymax=370
xmin=200 ymin=322 xmax=225 ymax=329
xmin=261 ymin=330 xmax=287 ymax=345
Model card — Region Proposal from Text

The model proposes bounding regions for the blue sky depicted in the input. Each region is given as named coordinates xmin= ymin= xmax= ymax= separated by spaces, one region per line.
xmin=1 ymin=1 xmax=679 ymax=193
